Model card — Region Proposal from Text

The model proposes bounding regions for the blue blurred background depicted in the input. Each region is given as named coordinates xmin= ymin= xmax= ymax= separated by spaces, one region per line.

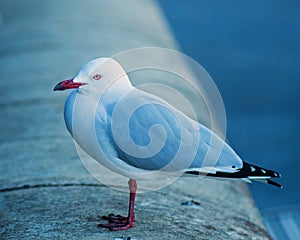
xmin=159 ymin=0 xmax=300 ymax=238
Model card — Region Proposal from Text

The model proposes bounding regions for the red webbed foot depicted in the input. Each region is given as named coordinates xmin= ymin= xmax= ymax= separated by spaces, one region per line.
xmin=97 ymin=179 xmax=137 ymax=231
xmin=97 ymin=214 xmax=135 ymax=231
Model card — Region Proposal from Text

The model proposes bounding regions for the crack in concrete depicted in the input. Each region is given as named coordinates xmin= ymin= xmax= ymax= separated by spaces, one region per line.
xmin=0 ymin=183 xmax=104 ymax=193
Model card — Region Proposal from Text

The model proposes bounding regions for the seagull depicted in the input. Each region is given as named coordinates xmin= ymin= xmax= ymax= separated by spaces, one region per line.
xmin=54 ymin=57 xmax=281 ymax=231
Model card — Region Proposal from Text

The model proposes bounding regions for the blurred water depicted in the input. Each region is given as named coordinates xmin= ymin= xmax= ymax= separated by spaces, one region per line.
xmin=159 ymin=0 xmax=300 ymax=210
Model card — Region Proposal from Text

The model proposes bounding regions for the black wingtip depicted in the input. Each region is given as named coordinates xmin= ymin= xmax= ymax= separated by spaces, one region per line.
xmin=185 ymin=162 xmax=282 ymax=188
xmin=242 ymin=162 xmax=281 ymax=178
xmin=274 ymin=171 xmax=281 ymax=178
xmin=267 ymin=179 xmax=282 ymax=188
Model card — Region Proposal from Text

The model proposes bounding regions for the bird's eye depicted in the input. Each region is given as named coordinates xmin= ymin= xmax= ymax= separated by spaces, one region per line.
xmin=93 ymin=74 xmax=101 ymax=80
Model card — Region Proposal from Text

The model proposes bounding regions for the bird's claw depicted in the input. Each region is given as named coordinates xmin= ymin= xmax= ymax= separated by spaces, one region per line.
xmin=101 ymin=213 xmax=128 ymax=223
xmin=98 ymin=213 xmax=135 ymax=231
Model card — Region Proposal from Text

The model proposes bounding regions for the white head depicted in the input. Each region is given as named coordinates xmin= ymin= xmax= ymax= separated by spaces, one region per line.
xmin=53 ymin=57 xmax=132 ymax=93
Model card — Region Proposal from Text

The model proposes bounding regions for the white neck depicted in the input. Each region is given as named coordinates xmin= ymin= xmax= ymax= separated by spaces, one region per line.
xmin=100 ymin=75 xmax=134 ymax=108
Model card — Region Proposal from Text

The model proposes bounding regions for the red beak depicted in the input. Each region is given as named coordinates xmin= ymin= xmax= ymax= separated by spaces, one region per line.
xmin=53 ymin=79 xmax=87 ymax=91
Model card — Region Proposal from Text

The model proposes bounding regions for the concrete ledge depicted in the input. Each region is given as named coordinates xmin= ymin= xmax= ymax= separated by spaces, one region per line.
xmin=0 ymin=0 xmax=270 ymax=239
xmin=1 ymin=179 xmax=271 ymax=239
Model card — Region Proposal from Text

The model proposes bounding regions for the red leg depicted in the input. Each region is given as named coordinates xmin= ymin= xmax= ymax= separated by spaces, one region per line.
xmin=98 ymin=179 xmax=137 ymax=231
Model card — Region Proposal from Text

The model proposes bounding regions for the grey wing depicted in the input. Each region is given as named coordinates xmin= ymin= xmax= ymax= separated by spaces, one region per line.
xmin=96 ymin=89 xmax=243 ymax=174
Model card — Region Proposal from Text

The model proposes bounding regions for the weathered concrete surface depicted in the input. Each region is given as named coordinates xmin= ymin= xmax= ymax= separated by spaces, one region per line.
xmin=1 ymin=180 xmax=271 ymax=240
xmin=0 ymin=0 xmax=270 ymax=239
